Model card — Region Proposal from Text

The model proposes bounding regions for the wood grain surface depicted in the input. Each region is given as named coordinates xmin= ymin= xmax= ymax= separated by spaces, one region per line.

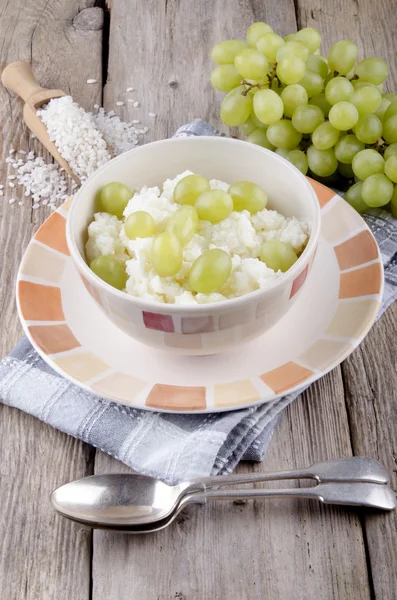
xmin=0 ymin=0 xmax=396 ymax=598
xmin=0 ymin=1 xmax=102 ymax=599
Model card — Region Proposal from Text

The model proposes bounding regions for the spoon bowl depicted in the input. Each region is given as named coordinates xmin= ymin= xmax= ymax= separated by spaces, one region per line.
xmin=51 ymin=474 xmax=190 ymax=526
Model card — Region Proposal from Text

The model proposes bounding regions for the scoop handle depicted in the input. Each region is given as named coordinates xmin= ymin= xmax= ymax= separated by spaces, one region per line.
xmin=1 ymin=61 xmax=45 ymax=103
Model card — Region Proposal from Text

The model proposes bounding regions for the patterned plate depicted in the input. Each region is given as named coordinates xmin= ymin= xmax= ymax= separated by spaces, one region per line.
xmin=16 ymin=180 xmax=383 ymax=413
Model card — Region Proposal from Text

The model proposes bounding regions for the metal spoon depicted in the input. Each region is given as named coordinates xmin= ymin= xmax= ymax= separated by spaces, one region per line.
xmin=52 ymin=481 xmax=396 ymax=534
xmin=51 ymin=457 xmax=391 ymax=528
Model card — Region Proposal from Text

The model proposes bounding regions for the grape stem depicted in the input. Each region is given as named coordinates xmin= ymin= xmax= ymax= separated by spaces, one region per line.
xmin=240 ymin=64 xmax=280 ymax=96
xmin=240 ymin=79 xmax=269 ymax=95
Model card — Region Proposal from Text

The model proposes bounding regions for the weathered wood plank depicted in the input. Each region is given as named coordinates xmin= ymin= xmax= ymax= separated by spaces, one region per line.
xmin=0 ymin=1 xmax=103 ymax=598
xmin=93 ymin=2 xmax=371 ymax=599
xmin=342 ymin=304 xmax=397 ymax=600
xmin=103 ymin=0 xmax=297 ymax=143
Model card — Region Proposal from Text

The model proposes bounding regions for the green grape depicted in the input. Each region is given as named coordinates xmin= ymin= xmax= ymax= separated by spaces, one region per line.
xmin=275 ymin=148 xmax=290 ymax=159
xmin=250 ymin=112 xmax=268 ymax=128
xmin=350 ymin=86 xmax=382 ymax=115
xmin=309 ymin=94 xmax=332 ymax=117
xmin=361 ymin=173 xmax=394 ymax=207
xmin=355 ymin=57 xmax=389 ymax=85
xmin=385 ymin=156 xmax=397 ymax=183
xmin=374 ymin=97 xmax=391 ymax=121
xmin=96 ymin=182 xmax=132 ymax=218
xmin=384 ymin=93 xmax=397 ymax=103
xmin=383 ymin=115 xmax=397 ymax=144
xmin=284 ymin=33 xmax=297 ymax=43
xmin=90 ymin=256 xmax=127 ymax=290
xmin=173 ymin=174 xmax=210 ymax=206
xmin=334 ymin=134 xmax=365 ymax=164
xmin=281 ymin=84 xmax=308 ymax=117
xmin=210 ymin=65 xmax=242 ymax=92
xmin=247 ymin=22 xmax=273 ymax=47
xmin=228 ymin=181 xmax=267 ymax=214
xmin=312 ymin=122 xmax=340 ymax=149
xmin=166 ymin=206 xmax=199 ymax=246
xmin=345 ymin=182 xmax=368 ymax=213
xmin=384 ymin=143 xmax=397 ymax=160
xmin=220 ymin=86 xmax=253 ymax=126
xmin=294 ymin=27 xmax=321 ymax=54
xmin=256 ymin=32 xmax=284 ymax=61
xmin=276 ymin=41 xmax=309 ymax=61
xmin=391 ymin=186 xmax=397 ymax=219
xmin=240 ymin=118 xmax=257 ymax=136
xmin=151 ymin=232 xmax=183 ymax=277
xmin=306 ymin=55 xmax=328 ymax=79
xmin=211 ymin=40 xmax=247 ymax=64
xmin=292 ymin=104 xmax=324 ymax=133
xmin=259 ymin=240 xmax=298 ymax=272
xmin=189 ymin=249 xmax=232 ymax=294
xmin=328 ymin=101 xmax=359 ymax=130
xmin=234 ymin=48 xmax=269 ymax=79
xmin=287 ymin=149 xmax=308 ymax=175
xmin=338 ymin=162 xmax=355 ymax=178
xmin=276 ymin=56 xmax=306 ymax=85
xmin=352 ymin=80 xmax=377 ymax=90
xmin=307 ymin=145 xmax=338 ymax=177
xmin=384 ymin=100 xmax=397 ymax=121
xmin=325 ymin=77 xmax=354 ymax=105
xmin=253 ymin=89 xmax=284 ymax=124
xmin=353 ymin=114 xmax=383 ymax=144
xmin=195 ymin=190 xmax=233 ymax=223
xmin=352 ymin=149 xmax=385 ymax=180
xmin=124 ymin=211 xmax=155 ymax=240
xmin=298 ymin=71 xmax=324 ymax=98
xmin=328 ymin=41 xmax=358 ymax=75
xmin=247 ymin=128 xmax=275 ymax=149
xmin=267 ymin=120 xmax=302 ymax=149
xmin=324 ymin=71 xmax=335 ymax=87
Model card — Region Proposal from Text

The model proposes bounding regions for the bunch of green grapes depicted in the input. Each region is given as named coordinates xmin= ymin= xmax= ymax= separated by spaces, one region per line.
xmin=210 ymin=23 xmax=397 ymax=216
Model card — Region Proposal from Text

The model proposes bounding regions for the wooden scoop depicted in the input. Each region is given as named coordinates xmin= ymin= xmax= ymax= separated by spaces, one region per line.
xmin=1 ymin=61 xmax=80 ymax=184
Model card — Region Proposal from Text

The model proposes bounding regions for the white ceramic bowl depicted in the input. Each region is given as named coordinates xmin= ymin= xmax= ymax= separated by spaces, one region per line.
xmin=67 ymin=136 xmax=321 ymax=355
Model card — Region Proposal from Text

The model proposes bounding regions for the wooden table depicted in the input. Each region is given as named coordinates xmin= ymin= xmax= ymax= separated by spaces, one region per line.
xmin=1 ymin=1 xmax=396 ymax=598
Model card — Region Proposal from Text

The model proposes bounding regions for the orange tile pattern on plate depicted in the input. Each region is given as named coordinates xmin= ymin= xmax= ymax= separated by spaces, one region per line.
xmin=146 ymin=384 xmax=206 ymax=410
xmin=298 ymin=339 xmax=353 ymax=371
xmin=20 ymin=242 xmax=67 ymax=283
xmin=321 ymin=198 xmax=365 ymax=244
xmin=53 ymin=351 xmax=110 ymax=382
xmin=28 ymin=324 xmax=80 ymax=354
xmin=307 ymin=177 xmax=336 ymax=208
xmin=334 ymin=230 xmax=379 ymax=271
xmin=35 ymin=212 xmax=69 ymax=255
xmin=92 ymin=372 xmax=147 ymax=403
xmin=18 ymin=281 xmax=64 ymax=321
xmin=214 ymin=380 xmax=260 ymax=407
xmin=260 ymin=362 xmax=314 ymax=394
xmin=339 ymin=262 xmax=382 ymax=299
xmin=326 ymin=299 xmax=380 ymax=339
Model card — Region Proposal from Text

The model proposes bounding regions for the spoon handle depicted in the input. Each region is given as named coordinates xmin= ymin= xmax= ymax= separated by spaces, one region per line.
xmin=182 ymin=482 xmax=397 ymax=511
xmin=185 ymin=457 xmax=389 ymax=493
